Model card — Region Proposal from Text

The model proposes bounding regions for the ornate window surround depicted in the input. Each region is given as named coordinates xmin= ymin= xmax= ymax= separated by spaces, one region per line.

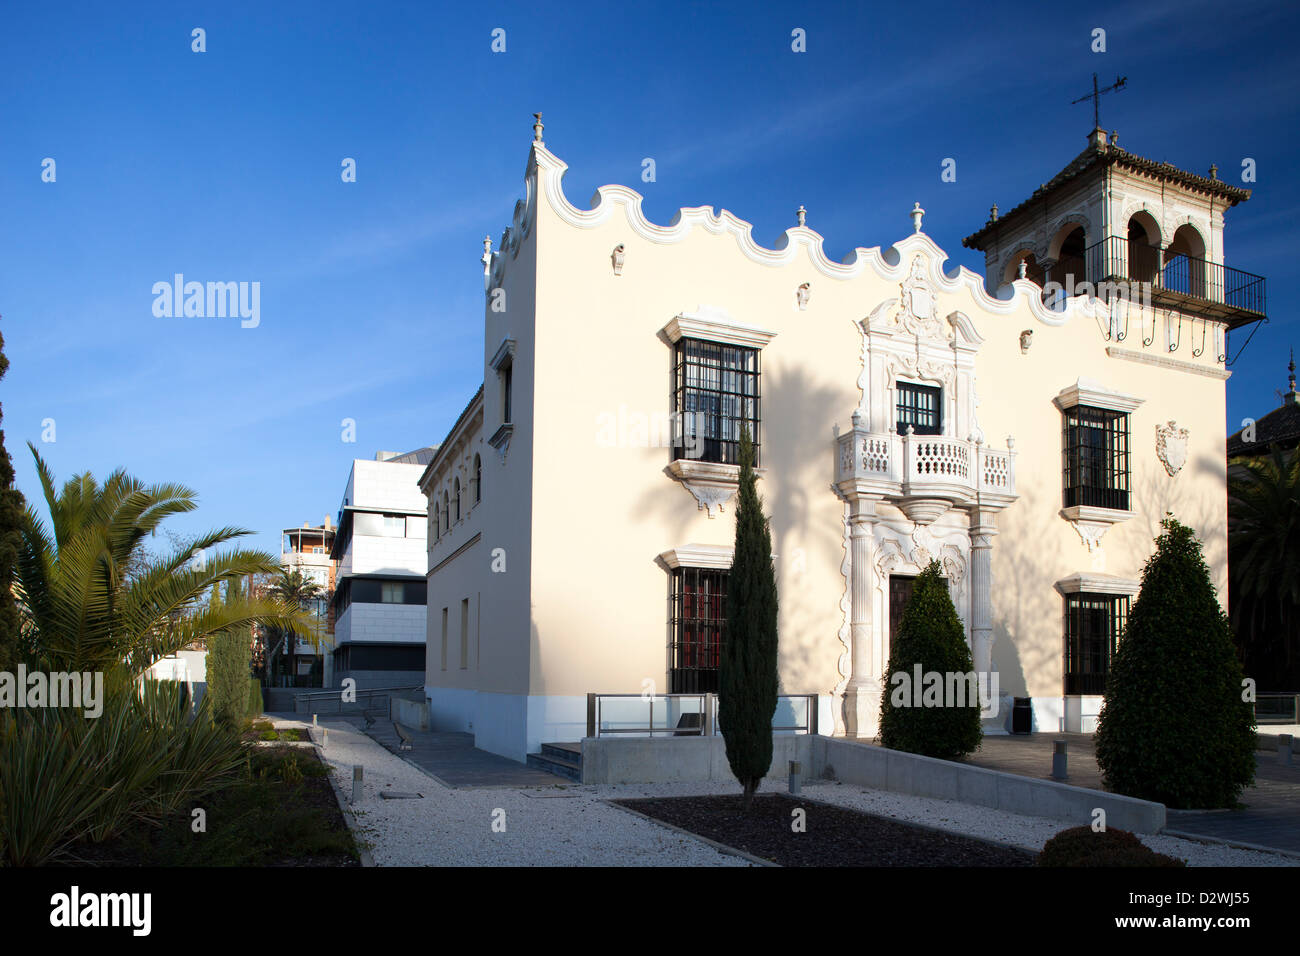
xmin=661 ymin=306 xmax=775 ymax=517
xmin=1052 ymin=378 xmax=1143 ymax=551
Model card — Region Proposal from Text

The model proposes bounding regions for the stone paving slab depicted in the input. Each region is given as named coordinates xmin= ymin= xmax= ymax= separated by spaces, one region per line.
xmin=358 ymin=720 xmax=571 ymax=789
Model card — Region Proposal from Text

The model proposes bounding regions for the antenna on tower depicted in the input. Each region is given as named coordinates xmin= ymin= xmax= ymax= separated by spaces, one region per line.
xmin=1071 ymin=73 xmax=1127 ymax=131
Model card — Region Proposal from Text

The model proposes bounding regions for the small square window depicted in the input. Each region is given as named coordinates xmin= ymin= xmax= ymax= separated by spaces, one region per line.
xmin=381 ymin=582 xmax=404 ymax=604
xmin=896 ymin=382 xmax=942 ymax=436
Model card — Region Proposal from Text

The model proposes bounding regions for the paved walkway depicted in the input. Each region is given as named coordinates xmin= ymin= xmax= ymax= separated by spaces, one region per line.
xmin=358 ymin=720 xmax=571 ymax=789
xmin=965 ymin=733 xmax=1300 ymax=854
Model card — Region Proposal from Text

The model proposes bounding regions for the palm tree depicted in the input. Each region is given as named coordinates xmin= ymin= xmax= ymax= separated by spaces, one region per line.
xmin=14 ymin=445 xmax=316 ymax=681
xmin=266 ymin=567 xmax=326 ymax=685
xmin=1228 ymin=446 xmax=1300 ymax=689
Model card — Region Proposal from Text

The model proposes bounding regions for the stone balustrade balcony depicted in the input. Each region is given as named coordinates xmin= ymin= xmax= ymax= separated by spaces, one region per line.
xmin=835 ymin=425 xmax=1017 ymax=521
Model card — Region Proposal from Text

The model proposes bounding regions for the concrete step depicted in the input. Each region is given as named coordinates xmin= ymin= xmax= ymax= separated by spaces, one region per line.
xmin=541 ymin=742 xmax=581 ymax=762
xmin=527 ymin=745 xmax=582 ymax=782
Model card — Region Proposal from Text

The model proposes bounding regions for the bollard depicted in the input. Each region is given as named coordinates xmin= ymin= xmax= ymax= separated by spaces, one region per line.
xmin=789 ymin=760 xmax=802 ymax=795
xmin=1280 ymin=734 xmax=1293 ymax=766
xmin=352 ymin=765 xmax=363 ymax=804
xmin=1051 ymin=739 xmax=1068 ymax=780
xmin=322 ymin=728 xmax=328 ymax=748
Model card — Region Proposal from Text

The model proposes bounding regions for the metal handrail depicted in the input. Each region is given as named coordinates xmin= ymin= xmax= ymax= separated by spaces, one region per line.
xmin=585 ymin=692 xmax=818 ymax=738
xmin=1078 ymin=235 xmax=1265 ymax=316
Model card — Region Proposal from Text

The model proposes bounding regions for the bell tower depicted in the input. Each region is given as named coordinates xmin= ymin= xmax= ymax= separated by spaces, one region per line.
xmin=962 ymin=128 xmax=1266 ymax=338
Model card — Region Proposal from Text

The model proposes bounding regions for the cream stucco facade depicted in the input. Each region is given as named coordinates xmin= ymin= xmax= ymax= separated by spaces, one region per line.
xmin=419 ymin=123 xmax=1241 ymax=763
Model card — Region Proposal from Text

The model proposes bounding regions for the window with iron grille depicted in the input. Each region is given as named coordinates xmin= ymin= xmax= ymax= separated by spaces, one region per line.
xmin=672 ymin=338 xmax=760 ymax=465
xmin=896 ymin=381 xmax=942 ymax=436
xmin=1064 ymin=592 xmax=1129 ymax=695
xmin=669 ymin=567 xmax=728 ymax=694
xmin=1063 ymin=404 xmax=1130 ymax=509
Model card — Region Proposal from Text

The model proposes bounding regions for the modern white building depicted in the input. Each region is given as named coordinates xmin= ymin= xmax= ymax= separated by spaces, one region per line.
xmin=329 ymin=448 xmax=435 ymax=688
xmin=419 ymin=117 xmax=1262 ymax=763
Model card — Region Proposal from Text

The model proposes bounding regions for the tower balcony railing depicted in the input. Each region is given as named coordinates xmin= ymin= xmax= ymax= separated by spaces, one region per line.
xmin=834 ymin=424 xmax=1017 ymax=518
xmin=1055 ymin=235 xmax=1268 ymax=328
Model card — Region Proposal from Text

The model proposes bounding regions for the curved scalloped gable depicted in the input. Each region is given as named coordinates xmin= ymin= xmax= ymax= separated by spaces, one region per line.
xmin=491 ymin=141 xmax=1115 ymax=334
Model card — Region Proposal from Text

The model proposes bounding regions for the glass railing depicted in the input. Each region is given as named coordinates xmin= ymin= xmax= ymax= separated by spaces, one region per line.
xmin=585 ymin=693 xmax=818 ymax=738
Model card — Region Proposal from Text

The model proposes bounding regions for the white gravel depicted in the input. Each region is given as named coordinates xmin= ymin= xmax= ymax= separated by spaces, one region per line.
xmin=295 ymin=719 xmax=1297 ymax=868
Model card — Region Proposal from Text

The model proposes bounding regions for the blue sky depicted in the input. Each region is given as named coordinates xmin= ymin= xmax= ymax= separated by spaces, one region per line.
xmin=1 ymin=0 xmax=1296 ymax=558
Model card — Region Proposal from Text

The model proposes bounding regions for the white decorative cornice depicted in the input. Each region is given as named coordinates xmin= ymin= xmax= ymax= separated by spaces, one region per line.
xmin=1053 ymin=572 xmax=1141 ymax=597
xmin=522 ymin=143 xmax=1126 ymax=333
xmin=489 ymin=338 xmax=517 ymax=371
xmin=1052 ymin=378 xmax=1144 ymax=414
xmin=488 ymin=424 xmax=513 ymax=464
xmin=1060 ymin=506 xmax=1135 ymax=553
xmin=1106 ymin=346 xmax=1231 ymax=380
xmin=667 ymin=459 xmax=765 ymax=518
xmin=662 ymin=306 xmax=776 ymax=350
xmin=658 ymin=543 xmax=734 ymax=571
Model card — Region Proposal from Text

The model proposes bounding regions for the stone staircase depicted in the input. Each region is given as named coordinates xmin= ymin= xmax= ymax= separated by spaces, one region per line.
xmin=526 ymin=742 xmax=582 ymax=782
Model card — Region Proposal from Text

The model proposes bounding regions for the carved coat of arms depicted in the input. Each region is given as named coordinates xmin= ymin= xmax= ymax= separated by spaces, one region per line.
xmin=1156 ymin=421 xmax=1189 ymax=476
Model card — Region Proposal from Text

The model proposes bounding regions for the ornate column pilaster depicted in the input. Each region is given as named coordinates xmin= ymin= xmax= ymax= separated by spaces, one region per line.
xmin=968 ymin=506 xmax=997 ymax=715
xmin=844 ymin=495 xmax=880 ymax=738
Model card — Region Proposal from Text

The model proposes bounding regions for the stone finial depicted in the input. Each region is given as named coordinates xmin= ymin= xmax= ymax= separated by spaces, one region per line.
xmin=1209 ymin=163 xmax=1219 ymax=180
xmin=910 ymin=202 xmax=925 ymax=234
xmin=481 ymin=235 xmax=492 ymax=265
xmin=851 ymin=409 xmax=863 ymax=428
xmin=989 ymin=202 xmax=998 ymax=223
xmin=1018 ymin=260 xmax=1027 ymax=280
xmin=1287 ymin=348 xmax=1297 ymax=400
xmin=532 ymin=112 xmax=544 ymax=143
xmin=1109 ymin=130 xmax=1118 ymax=147
xmin=796 ymin=205 xmax=807 ymax=227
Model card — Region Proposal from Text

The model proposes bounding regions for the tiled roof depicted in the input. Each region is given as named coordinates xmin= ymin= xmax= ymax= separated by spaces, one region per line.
xmin=964 ymin=136 xmax=1252 ymax=250
xmin=1227 ymin=400 xmax=1300 ymax=457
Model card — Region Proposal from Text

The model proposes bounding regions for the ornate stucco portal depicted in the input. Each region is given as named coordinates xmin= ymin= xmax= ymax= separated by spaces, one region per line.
xmin=833 ymin=243 xmax=1018 ymax=738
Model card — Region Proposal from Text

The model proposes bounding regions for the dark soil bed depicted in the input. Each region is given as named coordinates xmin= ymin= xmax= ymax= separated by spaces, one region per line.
xmin=616 ymin=793 xmax=1034 ymax=866
xmin=61 ymin=745 xmax=360 ymax=867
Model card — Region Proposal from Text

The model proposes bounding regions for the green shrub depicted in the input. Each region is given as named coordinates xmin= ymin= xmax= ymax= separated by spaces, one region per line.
xmin=1095 ymin=517 xmax=1256 ymax=808
xmin=879 ymin=561 xmax=983 ymax=760
xmin=206 ymin=624 xmax=251 ymax=733
xmin=0 ymin=680 xmax=244 ymax=865
xmin=1038 ymin=826 xmax=1185 ymax=867
xmin=247 ymin=678 xmax=264 ymax=717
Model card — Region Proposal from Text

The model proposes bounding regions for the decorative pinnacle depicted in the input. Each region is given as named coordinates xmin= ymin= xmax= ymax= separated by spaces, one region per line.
xmin=796 ymin=205 xmax=807 ymax=227
xmin=1110 ymin=130 xmax=1118 ymax=147
xmin=532 ymin=112 xmax=544 ymax=143
xmin=989 ymin=202 xmax=998 ymax=223
xmin=910 ymin=202 xmax=925 ymax=234
xmin=481 ymin=235 xmax=492 ymax=265
xmin=1018 ymin=260 xmax=1028 ymax=280
xmin=1289 ymin=348 xmax=1296 ymax=393
xmin=1209 ymin=163 xmax=1219 ymax=180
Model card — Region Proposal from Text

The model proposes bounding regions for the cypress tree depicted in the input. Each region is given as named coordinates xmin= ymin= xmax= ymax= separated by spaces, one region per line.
xmin=1095 ymin=516 xmax=1256 ymax=808
xmin=0 ymin=329 xmax=26 ymax=672
xmin=206 ymin=577 xmax=252 ymax=732
xmin=719 ymin=426 xmax=779 ymax=810
xmin=878 ymin=561 xmax=983 ymax=760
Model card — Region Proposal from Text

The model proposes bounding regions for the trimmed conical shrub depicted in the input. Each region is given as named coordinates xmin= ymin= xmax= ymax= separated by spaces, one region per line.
xmin=878 ymin=561 xmax=982 ymax=760
xmin=719 ymin=426 xmax=779 ymax=809
xmin=1095 ymin=516 xmax=1256 ymax=808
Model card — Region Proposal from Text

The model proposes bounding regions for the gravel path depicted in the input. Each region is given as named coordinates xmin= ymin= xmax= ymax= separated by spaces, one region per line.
xmin=298 ymin=719 xmax=1297 ymax=867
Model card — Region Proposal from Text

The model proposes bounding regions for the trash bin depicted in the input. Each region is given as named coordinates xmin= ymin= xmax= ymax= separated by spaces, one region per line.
xmin=1012 ymin=697 xmax=1032 ymax=735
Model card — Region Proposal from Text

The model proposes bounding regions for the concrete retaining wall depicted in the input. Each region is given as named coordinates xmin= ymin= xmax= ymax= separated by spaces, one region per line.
xmin=391 ymin=697 xmax=430 ymax=731
xmin=580 ymin=734 xmax=1166 ymax=833
xmin=582 ymin=735 xmax=812 ymax=786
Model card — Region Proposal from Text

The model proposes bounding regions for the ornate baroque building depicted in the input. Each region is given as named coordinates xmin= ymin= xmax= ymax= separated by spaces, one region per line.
xmin=417 ymin=118 xmax=1264 ymax=763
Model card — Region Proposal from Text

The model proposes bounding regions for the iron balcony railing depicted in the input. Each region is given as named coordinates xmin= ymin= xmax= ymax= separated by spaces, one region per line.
xmin=585 ymin=693 xmax=819 ymax=738
xmin=1051 ymin=235 xmax=1267 ymax=323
